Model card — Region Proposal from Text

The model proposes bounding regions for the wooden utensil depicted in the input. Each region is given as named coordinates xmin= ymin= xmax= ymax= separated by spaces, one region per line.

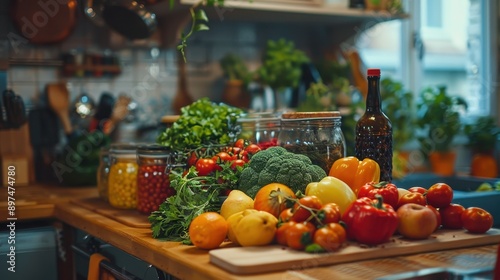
xmin=46 ymin=82 xmax=73 ymax=135
xmin=346 ymin=49 xmax=368 ymax=100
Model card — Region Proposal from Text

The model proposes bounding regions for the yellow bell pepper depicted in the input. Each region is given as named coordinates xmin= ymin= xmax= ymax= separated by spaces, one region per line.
xmin=328 ymin=156 xmax=380 ymax=195
xmin=305 ymin=176 xmax=356 ymax=215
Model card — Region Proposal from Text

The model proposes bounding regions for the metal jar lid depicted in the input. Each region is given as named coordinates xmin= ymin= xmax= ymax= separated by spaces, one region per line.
xmin=281 ymin=111 xmax=341 ymax=121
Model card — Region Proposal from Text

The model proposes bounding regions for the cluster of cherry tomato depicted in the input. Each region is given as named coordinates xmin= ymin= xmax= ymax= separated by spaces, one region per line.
xmin=276 ymin=196 xmax=347 ymax=252
xmin=187 ymin=139 xmax=262 ymax=176
xmin=398 ymin=183 xmax=493 ymax=234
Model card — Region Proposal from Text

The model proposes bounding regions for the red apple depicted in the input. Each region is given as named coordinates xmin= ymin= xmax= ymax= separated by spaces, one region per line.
xmin=397 ymin=203 xmax=438 ymax=240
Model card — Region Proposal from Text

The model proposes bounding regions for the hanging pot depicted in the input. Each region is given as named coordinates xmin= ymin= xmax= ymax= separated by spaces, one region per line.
xmin=84 ymin=0 xmax=106 ymax=26
xmin=10 ymin=0 xmax=77 ymax=44
xmin=101 ymin=0 xmax=157 ymax=40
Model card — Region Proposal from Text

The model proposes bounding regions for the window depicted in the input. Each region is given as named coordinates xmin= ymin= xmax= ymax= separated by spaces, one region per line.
xmin=357 ymin=0 xmax=495 ymax=118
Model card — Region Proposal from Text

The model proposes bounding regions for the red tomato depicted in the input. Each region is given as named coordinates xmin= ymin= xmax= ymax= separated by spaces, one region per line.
xmin=408 ymin=186 xmax=427 ymax=195
xmin=234 ymin=139 xmax=246 ymax=149
xmin=397 ymin=192 xmax=426 ymax=209
xmin=357 ymin=181 xmax=399 ymax=210
xmin=212 ymin=152 xmax=232 ymax=163
xmin=425 ymin=204 xmax=441 ymax=231
xmin=461 ymin=207 xmax=493 ymax=234
xmin=238 ymin=150 xmax=249 ymax=162
xmin=275 ymin=221 xmax=295 ymax=246
xmin=279 ymin=208 xmax=293 ymax=222
xmin=313 ymin=226 xmax=345 ymax=252
xmin=317 ymin=203 xmax=341 ymax=225
xmin=244 ymin=144 xmax=261 ymax=155
xmin=327 ymin=223 xmax=347 ymax=243
xmin=195 ymin=158 xmax=217 ymax=176
xmin=439 ymin=203 xmax=465 ymax=229
xmin=187 ymin=152 xmax=198 ymax=167
xmin=291 ymin=196 xmax=323 ymax=223
xmin=426 ymin=183 xmax=453 ymax=208
xmin=230 ymin=159 xmax=246 ymax=170
xmin=285 ymin=222 xmax=315 ymax=250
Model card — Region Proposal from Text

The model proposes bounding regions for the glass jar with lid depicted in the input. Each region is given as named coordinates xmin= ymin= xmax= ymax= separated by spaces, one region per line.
xmin=108 ymin=143 xmax=139 ymax=209
xmin=237 ymin=112 xmax=281 ymax=149
xmin=136 ymin=145 xmax=177 ymax=215
xmin=97 ymin=147 xmax=111 ymax=202
xmin=277 ymin=111 xmax=346 ymax=173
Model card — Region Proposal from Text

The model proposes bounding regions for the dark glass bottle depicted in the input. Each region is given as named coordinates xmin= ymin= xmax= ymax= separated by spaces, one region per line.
xmin=355 ymin=68 xmax=393 ymax=181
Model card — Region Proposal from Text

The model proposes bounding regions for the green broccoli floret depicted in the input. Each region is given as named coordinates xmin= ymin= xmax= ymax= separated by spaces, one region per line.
xmin=247 ymin=146 xmax=288 ymax=172
xmin=309 ymin=164 xmax=327 ymax=182
xmin=237 ymin=146 xmax=327 ymax=198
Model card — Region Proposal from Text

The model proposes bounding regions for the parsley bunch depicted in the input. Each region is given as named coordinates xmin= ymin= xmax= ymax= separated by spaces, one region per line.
xmin=148 ymin=162 xmax=240 ymax=243
xmin=157 ymin=98 xmax=243 ymax=150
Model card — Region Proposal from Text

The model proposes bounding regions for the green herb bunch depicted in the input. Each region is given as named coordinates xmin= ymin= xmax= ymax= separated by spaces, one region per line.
xmin=220 ymin=53 xmax=252 ymax=85
xmin=157 ymin=98 xmax=244 ymax=150
xmin=149 ymin=163 xmax=241 ymax=242
xmin=257 ymin=39 xmax=310 ymax=91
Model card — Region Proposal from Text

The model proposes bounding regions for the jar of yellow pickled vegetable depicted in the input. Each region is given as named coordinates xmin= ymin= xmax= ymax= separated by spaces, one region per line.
xmin=108 ymin=144 xmax=139 ymax=209
xmin=97 ymin=147 xmax=111 ymax=202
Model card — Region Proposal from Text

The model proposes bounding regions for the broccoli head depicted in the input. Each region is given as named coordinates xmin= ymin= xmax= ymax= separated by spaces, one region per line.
xmin=237 ymin=146 xmax=327 ymax=197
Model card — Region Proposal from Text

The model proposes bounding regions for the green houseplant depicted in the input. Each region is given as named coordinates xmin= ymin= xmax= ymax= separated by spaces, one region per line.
xmin=256 ymin=39 xmax=310 ymax=111
xmin=464 ymin=116 xmax=499 ymax=178
xmin=416 ymin=85 xmax=467 ymax=175
xmin=380 ymin=77 xmax=415 ymax=178
xmin=219 ymin=53 xmax=252 ymax=108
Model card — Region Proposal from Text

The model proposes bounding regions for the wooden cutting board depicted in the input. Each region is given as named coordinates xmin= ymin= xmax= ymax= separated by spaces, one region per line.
xmin=71 ymin=197 xmax=150 ymax=228
xmin=210 ymin=228 xmax=500 ymax=275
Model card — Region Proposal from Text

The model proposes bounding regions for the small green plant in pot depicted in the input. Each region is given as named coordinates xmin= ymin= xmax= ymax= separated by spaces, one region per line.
xmin=464 ymin=116 xmax=499 ymax=178
xmin=256 ymin=38 xmax=310 ymax=111
xmin=416 ymin=85 xmax=467 ymax=176
xmin=380 ymin=77 xmax=415 ymax=178
xmin=219 ymin=53 xmax=252 ymax=108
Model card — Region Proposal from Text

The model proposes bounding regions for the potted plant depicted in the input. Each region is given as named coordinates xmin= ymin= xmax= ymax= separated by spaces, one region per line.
xmin=380 ymin=77 xmax=415 ymax=178
xmin=416 ymin=86 xmax=467 ymax=176
xmin=464 ymin=116 xmax=499 ymax=178
xmin=219 ymin=53 xmax=252 ymax=108
xmin=256 ymin=38 xmax=310 ymax=111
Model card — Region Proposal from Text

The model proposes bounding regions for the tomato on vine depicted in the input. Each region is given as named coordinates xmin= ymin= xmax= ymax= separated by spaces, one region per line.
xmin=195 ymin=158 xmax=218 ymax=176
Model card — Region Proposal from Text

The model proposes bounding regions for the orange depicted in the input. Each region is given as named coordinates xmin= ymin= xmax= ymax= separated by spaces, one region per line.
xmin=189 ymin=212 xmax=228 ymax=250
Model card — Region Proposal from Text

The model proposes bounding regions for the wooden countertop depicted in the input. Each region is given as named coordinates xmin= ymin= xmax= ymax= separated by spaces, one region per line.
xmin=55 ymin=199 xmax=500 ymax=280
xmin=3 ymin=184 xmax=499 ymax=279
xmin=0 ymin=184 xmax=97 ymax=221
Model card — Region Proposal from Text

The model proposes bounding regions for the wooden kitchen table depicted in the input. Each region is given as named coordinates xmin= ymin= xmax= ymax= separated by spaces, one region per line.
xmin=54 ymin=199 xmax=500 ymax=280
xmin=0 ymin=184 xmax=97 ymax=221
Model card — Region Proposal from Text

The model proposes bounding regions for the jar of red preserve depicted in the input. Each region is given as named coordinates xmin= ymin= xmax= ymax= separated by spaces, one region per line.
xmin=236 ymin=112 xmax=280 ymax=149
xmin=136 ymin=145 xmax=176 ymax=215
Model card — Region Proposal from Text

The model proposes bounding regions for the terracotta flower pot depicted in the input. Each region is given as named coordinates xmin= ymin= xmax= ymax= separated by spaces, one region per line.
xmin=364 ymin=0 xmax=389 ymax=11
xmin=470 ymin=152 xmax=498 ymax=178
xmin=222 ymin=80 xmax=250 ymax=109
xmin=428 ymin=151 xmax=456 ymax=176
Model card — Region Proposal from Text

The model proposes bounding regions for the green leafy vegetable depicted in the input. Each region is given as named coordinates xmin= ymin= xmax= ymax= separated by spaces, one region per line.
xmin=157 ymin=98 xmax=243 ymax=150
xmin=148 ymin=162 xmax=242 ymax=242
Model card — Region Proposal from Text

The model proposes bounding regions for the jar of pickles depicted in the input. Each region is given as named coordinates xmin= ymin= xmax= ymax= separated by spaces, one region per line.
xmin=97 ymin=147 xmax=110 ymax=202
xmin=108 ymin=144 xmax=139 ymax=209
xmin=277 ymin=111 xmax=346 ymax=173
xmin=136 ymin=145 xmax=176 ymax=215
xmin=237 ymin=112 xmax=281 ymax=149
